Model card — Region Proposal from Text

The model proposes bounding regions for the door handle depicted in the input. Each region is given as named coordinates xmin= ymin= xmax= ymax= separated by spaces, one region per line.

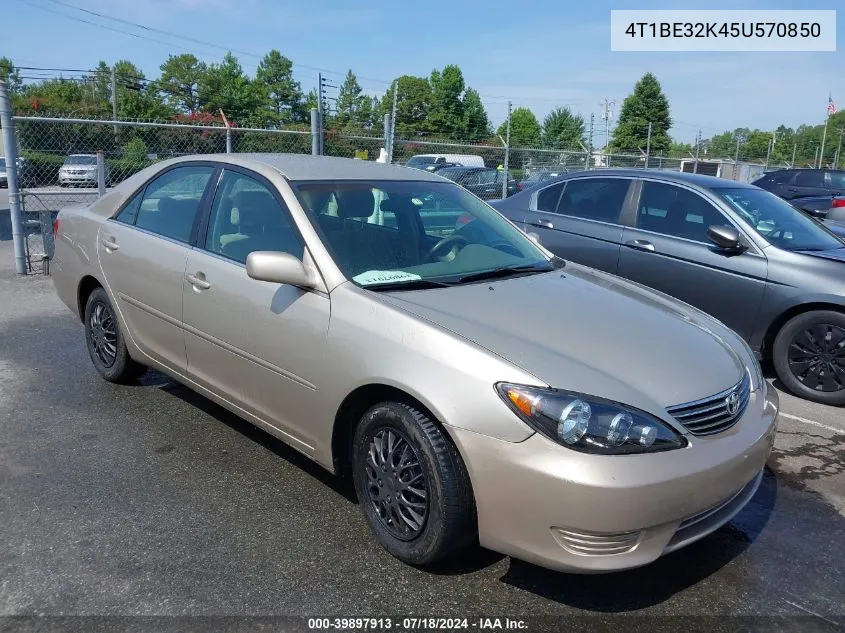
xmin=530 ymin=219 xmax=554 ymax=229
xmin=100 ymin=237 xmax=119 ymax=251
xmin=186 ymin=272 xmax=211 ymax=290
xmin=625 ymin=239 xmax=655 ymax=252
xmin=787 ymin=187 xmax=798 ymax=192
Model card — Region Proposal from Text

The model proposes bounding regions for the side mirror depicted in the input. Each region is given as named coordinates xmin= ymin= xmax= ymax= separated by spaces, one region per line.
xmin=246 ymin=251 xmax=317 ymax=288
xmin=706 ymin=225 xmax=745 ymax=251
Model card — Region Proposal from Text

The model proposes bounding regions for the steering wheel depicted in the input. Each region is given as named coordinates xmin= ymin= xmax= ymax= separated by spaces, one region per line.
xmin=425 ymin=234 xmax=470 ymax=261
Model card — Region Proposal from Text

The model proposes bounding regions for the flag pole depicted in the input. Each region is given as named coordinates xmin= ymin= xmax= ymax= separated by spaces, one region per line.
xmin=819 ymin=113 xmax=830 ymax=168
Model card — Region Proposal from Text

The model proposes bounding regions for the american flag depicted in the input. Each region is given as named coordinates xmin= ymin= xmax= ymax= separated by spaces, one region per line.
xmin=828 ymin=95 xmax=837 ymax=116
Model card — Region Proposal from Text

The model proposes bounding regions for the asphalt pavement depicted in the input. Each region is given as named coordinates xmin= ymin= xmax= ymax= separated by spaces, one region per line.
xmin=0 ymin=239 xmax=843 ymax=632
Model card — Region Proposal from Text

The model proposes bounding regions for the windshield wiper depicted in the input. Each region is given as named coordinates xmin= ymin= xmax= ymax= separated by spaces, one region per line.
xmin=456 ymin=263 xmax=554 ymax=284
xmin=364 ymin=279 xmax=455 ymax=292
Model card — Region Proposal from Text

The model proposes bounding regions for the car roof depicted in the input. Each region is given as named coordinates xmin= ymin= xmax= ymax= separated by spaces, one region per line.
xmin=538 ymin=168 xmax=758 ymax=190
xmin=162 ymin=153 xmax=445 ymax=182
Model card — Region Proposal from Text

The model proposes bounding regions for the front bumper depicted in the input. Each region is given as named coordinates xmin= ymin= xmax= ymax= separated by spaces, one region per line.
xmin=59 ymin=172 xmax=98 ymax=184
xmin=448 ymin=384 xmax=779 ymax=573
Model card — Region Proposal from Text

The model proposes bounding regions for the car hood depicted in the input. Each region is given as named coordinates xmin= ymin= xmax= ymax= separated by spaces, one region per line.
xmin=377 ymin=264 xmax=746 ymax=413
xmin=794 ymin=245 xmax=845 ymax=262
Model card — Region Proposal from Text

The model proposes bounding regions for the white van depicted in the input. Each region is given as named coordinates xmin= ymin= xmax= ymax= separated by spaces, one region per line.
xmin=405 ymin=154 xmax=485 ymax=170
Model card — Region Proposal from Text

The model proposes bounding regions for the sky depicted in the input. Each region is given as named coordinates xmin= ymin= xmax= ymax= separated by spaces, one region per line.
xmin=4 ymin=0 xmax=844 ymax=143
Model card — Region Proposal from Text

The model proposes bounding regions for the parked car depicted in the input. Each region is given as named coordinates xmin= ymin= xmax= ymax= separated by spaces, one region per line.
xmin=753 ymin=168 xmax=845 ymax=200
xmin=59 ymin=154 xmax=109 ymax=187
xmin=517 ymin=169 xmax=567 ymax=191
xmin=493 ymin=169 xmax=845 ymax=405
xmin=405 ymin=154 xmax=485 ymax=170
xmin=52 ymin=154 xmax=777 ymax=573
xmin=790 ymin=194 xmax=845 ymax=219
xmin=0 ymin=156 xmax=7 ymax=188
xmin=435 ymin=166 xmax=517 ymax=200
xmin=0 ymin=156 xmax=35 ymax=188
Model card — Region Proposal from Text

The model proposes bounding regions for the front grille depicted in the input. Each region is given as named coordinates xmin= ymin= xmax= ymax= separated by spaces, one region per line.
xmin=666 ymin=373 xmax=751 ymax=436
xmin=551 ymin=527 xmax=641 ymax=556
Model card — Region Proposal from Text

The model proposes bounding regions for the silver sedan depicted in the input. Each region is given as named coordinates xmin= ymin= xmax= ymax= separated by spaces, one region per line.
xmin=51 ymin=153 xmax=778 ymax=572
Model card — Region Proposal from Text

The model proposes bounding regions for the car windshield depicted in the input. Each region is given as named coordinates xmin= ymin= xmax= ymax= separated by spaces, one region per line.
xmin=716 ymin=187 xmax=844 ymax=252
xmin=64 ymin=155 xmax=97 ymax=165
xmin=295 ymin=180 xmax=555 ymax=289
xmin=406 ymin=156 xmax=436 ymax=167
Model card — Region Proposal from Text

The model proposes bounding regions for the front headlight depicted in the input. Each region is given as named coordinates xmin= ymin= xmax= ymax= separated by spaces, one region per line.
xmin=496 ymin=383 xmax=686 ymax=455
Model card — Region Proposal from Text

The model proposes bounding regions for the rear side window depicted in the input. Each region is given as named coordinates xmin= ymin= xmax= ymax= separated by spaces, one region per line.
xmin=536 ymin=183 xmax=564 ymax=212
xmin=827 ymin=171 xmax=845 ymax=189
xmin=556 ymin=178 xmax=630 ymax=223
xmin=113 ymin=192 xmax=142 ymax=225
xmin=763 ymin=170 xmax=795 ymax=184
xmin=795 ymin=170 xmax=824 ymax=187
xmin=134 ymin=166 xmax=215 ymax=242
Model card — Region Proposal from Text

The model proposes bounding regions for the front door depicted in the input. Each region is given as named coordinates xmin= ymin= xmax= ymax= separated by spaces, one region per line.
xmin=97 ymin=164 xmax=217 ymax=372
xmin=182 ymin=168 xmax=330 ymax=450
xmin=617 ymin=179 xmax=768 ymax=341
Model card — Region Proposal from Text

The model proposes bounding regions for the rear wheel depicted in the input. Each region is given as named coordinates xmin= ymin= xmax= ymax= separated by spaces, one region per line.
xmin=84 ymin=287 xmax=146 ymax=383
xmin=351 ymin=402 xmax=476 ymax=566
xmin=773 ymin=310 xmax=845 ymax=405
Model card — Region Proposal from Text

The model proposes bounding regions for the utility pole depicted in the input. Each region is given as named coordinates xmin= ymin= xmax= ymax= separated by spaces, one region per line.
xmin=765 ymin=129 xmax=776 ymax=170
xmin=819 ymin=107 xmax=831 ymax=168
xmin=600 ymin=98 xmax=615 ymax=153
xmin=791 ymin=143 xmax=797 ymax=168
xmin=644 ymin=121 xmax=652 ymax=169
xmin=694 ymin=129 xmax=701 ymax=173
xmin=734 ymin=138 xmax=741 ymax=165
xmin=586 ymin=113 xmax=595 ymax=169
xmin=813 ymin=145 xmax=819 ymax=168
xmin=501 ymin=101 xmax=512 ymax=200
xmin=834 ymin=128 xmax=844 ymax=169
xmin=388 ymin=80 xmax=398 ymax=164
xmin=110 ymin=65 xmax=118 ymax=144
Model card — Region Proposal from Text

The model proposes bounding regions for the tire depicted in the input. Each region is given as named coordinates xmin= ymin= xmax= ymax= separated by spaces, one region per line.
xmin=84 ymin=287 xmax=146 ymax=383
xmin=773 ymin=310 xmax=845 ymax=406
xmin=351 ymin=402 xmax=476 ymax=566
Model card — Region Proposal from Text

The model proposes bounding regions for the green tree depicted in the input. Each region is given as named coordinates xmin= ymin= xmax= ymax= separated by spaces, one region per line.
xmin=0 ymin=57 xmax=22 ymax=94
xmin=429 ymin=65 xmax=465 ymax=137
xmin=112 ymin=60 xmax=171 ymax=120
xmin=497 ymin=107 xmax=541 ymax=147
xmin=611 ymin=72 xmax=672 ymax=153
xmin=668 ymin=140 xmax=694 ymax=158
xmin=159 ymin=54 xmax=207 ymax=114
xmin=462 ymin=88 xmax=490 ymax=141
xmin=335 ymin=70 xmax=371 ymax=130
xmin=381 ymin=76 xmax=433 ymax=136
xmin=255 ymin=50 xmax=304 ymax=125
xmin=542 ymin=106 xmax=585 ymax=149
xmin=198 ymin=52 xmax=263 ymax=125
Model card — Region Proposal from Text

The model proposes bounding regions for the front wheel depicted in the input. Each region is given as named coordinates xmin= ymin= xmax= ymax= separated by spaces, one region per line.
xmin=773 ymin=310 xmax=845 ymax=405
xmin=84 ymin=287 xmax=146 ymax=383
xmin=352 ymin=402 xmax=476 ymax=566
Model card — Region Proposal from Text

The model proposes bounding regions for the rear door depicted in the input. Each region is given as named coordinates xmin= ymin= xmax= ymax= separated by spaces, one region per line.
xmin=825 ymin=170 xmax=845 ymax=196
xmin=784 ymin=170 xmax=826 ymax=199
xmin=520 ymin=176 xmax=634 ymax=274
xmin=97 ymin=164 xmax=217 ymax=372
xmin=617 ymin=179 xmax=768 ymax=340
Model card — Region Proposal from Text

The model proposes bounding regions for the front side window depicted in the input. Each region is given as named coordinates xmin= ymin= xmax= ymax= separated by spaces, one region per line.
xmin=134 ymin=165 xmax=214 ymax=242
xmin=557 ymin=178 xmax=630 ymax=223
xmin=295 ymin=180 xmax=553 ymax=288
xmin=204 ymin=170 xmax=304 ymax=263
xmin=636 ymin=181 xmax=730 ymax=242
xmin=716 ymin=187 xmax=844 ymax=252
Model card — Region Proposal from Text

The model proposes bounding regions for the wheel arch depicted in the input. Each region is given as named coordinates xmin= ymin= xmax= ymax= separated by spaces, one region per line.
xmin=763 ymin=301 xmax=845 ymax=359
xmin=330 ymin=383 xmax=462 ymax=479
xmin=77 ymin=274 xmax=104 ymax=322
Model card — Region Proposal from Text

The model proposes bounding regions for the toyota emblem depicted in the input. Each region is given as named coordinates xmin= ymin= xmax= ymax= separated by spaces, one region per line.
xmin=725 ymin=391 xmax=740 ymax=416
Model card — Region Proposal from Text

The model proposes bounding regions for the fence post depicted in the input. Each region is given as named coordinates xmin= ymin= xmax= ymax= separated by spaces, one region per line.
xmin=388 ymin=81 xmax=398 ymax=164
xmin=383 ymin=113 xmax=393 ymax=163
xmin=644 ymin=121 xmax=652 ymax=169
xmin=501 ymin=101 xmax=512 ymax=199
xmin=97 ymin=150 xmax=106 ymax=197
xmin=226 ymin=127 xmax=232 ymax=154
xmin=0 ymin=80 xmax=27 ymax=275
xmin=310 ymin=108 xmax=321 ymax=156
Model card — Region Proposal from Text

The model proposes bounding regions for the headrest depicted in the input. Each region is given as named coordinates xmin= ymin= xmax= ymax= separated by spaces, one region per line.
xmin=234 ymin=189 xmax=280 ymax=228
xmin=335 ymin=189 xmax=375 ymax=219
xmin=157 ymin=196 xmax=195 ymax=214
xmin=379 ymin=196 xmax=417 ymax=215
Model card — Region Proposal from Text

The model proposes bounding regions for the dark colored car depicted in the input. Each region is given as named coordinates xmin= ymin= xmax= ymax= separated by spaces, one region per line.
xmin=790 ymin=194 xmax=845 ymax=219
xmin=753 ymin=168 xmax=845 ymax=200
xmin=436 ymin=166 xmax=517 ymax=200
xmin=492 ymin=169 xmax=845 ymax=405
xmin=517 ymin=169 xmax=567 ymax=192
